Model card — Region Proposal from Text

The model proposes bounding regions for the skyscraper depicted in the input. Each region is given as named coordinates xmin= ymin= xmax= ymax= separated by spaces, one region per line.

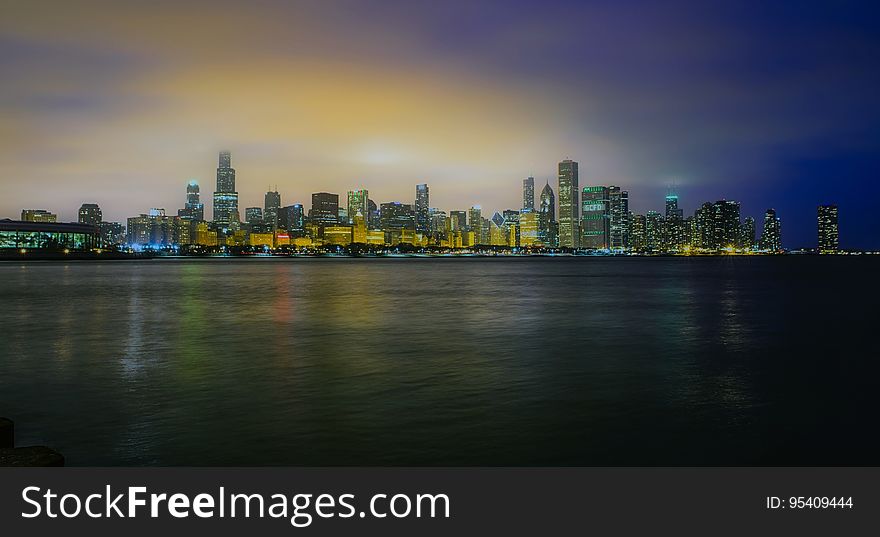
xmin=817 ymin=204 xmax=839 ymax=252
xmin=415 ymin=184 xmax=430 ymax=234
xmin=283 ymin=204 xmax=305 ymax=236
xmin=608 ymin=187 xmax=629 ymax=250
xmin=264 ymin=189 xmax=281 ymax=229
xmin=665 ymin=194 xmax=683 ymax=219
xmin=519 ymin=209 xmax=539 ymax=247
xmin=309 ymin=192 xmax=339 ymax=226
xmin=581 ymin=186 xmax=610 ymax=249
xmin=538 ymin=182 xmax=556 ymax=247
xmin=759 ymin=209 xmax=782 ymax=251
xmin=739 ymin=217 xmax=756 ymax=250
xmin=179 ymin=180 xmax=204 ymax=221
xmin=646 ymin=211 xmax=662 ymax=251
xmin=468 ymin=206 xmax=482 ymax=245
xmin=449 ymin=210 xmax=467 ymax=232
xmin=380 ymin=202 xmax=415 ymax=230
xmin=557 ymin=160 xmax=579 ymax=248
xmin=522 ymin=176 xmax=535 ymax=211
xmin=245 ymin=207 xmax=263 ymax=225
xmin=78 ymin=203 xmax=102 ymax=226
xmin=712 ymin=200 xmax=741 ymax=250
xmin=694 ymin=202 xmax=714 ymax=250
xmin=347 ymin=189 xmax=369 ymax=225
xmin=630 ymin=213 xmax=647 ymax=251
xmin=212 ymin=151 xmax=239 ymax=227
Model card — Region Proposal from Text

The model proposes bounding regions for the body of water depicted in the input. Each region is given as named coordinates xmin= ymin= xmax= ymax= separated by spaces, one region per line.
xmin=1 ymin=256 xmax=878 ymax=465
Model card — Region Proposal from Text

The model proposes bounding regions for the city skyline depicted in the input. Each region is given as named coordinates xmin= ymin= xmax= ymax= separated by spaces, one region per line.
xmin=6 ymin=151 xmax=845 ymax=254
xmin=2 ymin=1 xmax=879 ymax=247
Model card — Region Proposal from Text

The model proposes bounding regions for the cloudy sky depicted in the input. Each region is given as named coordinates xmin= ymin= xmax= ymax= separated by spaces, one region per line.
xmin=2 ymin=0 xmax=879 ymax=247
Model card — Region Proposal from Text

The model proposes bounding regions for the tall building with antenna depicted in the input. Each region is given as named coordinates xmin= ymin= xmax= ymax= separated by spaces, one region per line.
xmin=212 ymin=151 xmax=239 ymax=227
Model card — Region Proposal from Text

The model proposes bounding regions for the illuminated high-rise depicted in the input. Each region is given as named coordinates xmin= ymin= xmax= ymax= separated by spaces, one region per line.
xmin=245 ymin=207 xmax=263 ymax=225
xmin=519 ymin=209 xmax=539 ymax=246
xmin=310 ymin=192 xmax=339 ymax=226
xmin=78 ymin=203 xmax=102 ymax=226
xmin=538 ymin=182 xmax=556 ymax=247
xmin=712 ymin=200 xmax=741 ymax=250
xmin=523 ymin=176 xmax=535 ymax=210
xmin=179 ymin=180 xmax=204 ymax=221
xmin=630 ymin=213 xmax=647 ymax=251
xmin=415 ymin=184 xmax=430 ymax=234
xmin=449 ymin=210 xmax=467 ymax=232
xmin=739 ymin=217 xmax=756 ymax=250
xmin=608 ymin=187 xmax=629 ymax=250
xmin=468 ymin=206 xmax=482 ymax=245
xmin=665 ymin=193 xmax=683 ymax=219
xmin=21 ymin=209 xmax=57 ymax=223
xmin=380 ymin=202 xmax=415 ymax=231
xmin=212 ymin=151 xmax=239 ymax=227
xmin=264 ymin=189 xmax=281 ymax=229
xmin=759 ymin=209 xmax=782 ymax=251
xmin=645 ymin=211 xmax=662 ymax=251
xmin=581 ymin=186 xmax=610 ymax=249
xmin=282 ymin=204 xmax=305 ymax=236
xmin=557 ymin=160 xmax=579 ymax=248
xmin=817 ymin=204 xmax=839 ymax=252
xmin=347 ymin=189 xmax=369 ymax=225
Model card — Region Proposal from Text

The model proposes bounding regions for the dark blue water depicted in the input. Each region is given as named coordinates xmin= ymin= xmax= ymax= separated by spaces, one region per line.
xmin=1 ymin=257 xmax=878 ymax=465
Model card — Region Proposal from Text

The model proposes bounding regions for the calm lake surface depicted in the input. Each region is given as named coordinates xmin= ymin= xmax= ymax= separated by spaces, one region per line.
xmin=1 ymin=256 xmax=878 ymax=465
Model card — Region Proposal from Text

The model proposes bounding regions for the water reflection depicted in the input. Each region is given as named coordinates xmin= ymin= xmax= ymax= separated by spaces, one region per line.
xmin=1 ymin=257 xmax=878 ymax=465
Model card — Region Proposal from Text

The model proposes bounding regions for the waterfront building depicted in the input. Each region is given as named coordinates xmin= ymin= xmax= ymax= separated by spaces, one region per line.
xmin=380 ymin=202 xmax=415 ymax=232
xmin=21 ymin=209 xmax=57 ymax=223
xmin=468 ymin=206 xmax=483 ymax=245
xmin=245 ymin=207 xmax=263 ymax=225
xmin=415 ymin=184 xmax=430 ymax=234
xmin=693 ymin=202 xmax=714 ymax=250
xmin=759 ymin=209 xmax=782 ymax=252
xmin=712 ymin=200 xmax=741 ymax=250
xmin=98 ymin=222 xmax=125 ymax=246
xmin=347 ymin=189 xmax=369 ymax=225
xmin=264 ymin=189 xmax=281 ymax=229
xmin=195 ymin=222 xmax=218 ymax=246
xmin=310 ymin=192 xmax=339 ymax=226
xmin=817 ymin=204 xmax=839 ymax=252
xmin=581 ymin=186 xmax=610 ymax=249
xmin=645 ymin=211 xmax=662 ymax=251
xmin=630 ymin=213 xmax=646 ymax=251
xmin=665 ymin=193 xmax=683 ymax=219
xmin=366 ymin=230 xmax=385 ymax=245
xmin=274 ymin=230 xmax=290 ymax=247
xmin=449 ymin=210 xmax=467 ymax=232
xmin=608 ymin=187 xmax=629 ymax=250
xmin=78 ymin=203 xmax=102 ymax=226
xmin=557 ymin=159 xmax=579 ymax=248
xmin=280 ymin=204 xmax=305 ymax=236
xmin=353 ymin=211 xmax=367 ymax=244
xmin=178 ymin=180 xmax=204 ymax=222
xmin=0 ymin=219 xmax=100 ymax=251
xmin=739 ymin=217 xmax=756 ymax=250
xmin=212 ymin=151 xmax=239 ymax=227
xmin=519 ymin=209 xmax=539 ymax=247
xmin=489 ymin=220 xmax=507 ymax=246
xmin=126 ymin=209 xmax=180 ymax=247
xmin=538 ymin=182 xmax=557 ymax=247
xmin=523 ymin=176 xmax=535 ymax=210
xmin=429 ymin=208 xmax=448 ymax=243
xmin=249 ymin=232 xmax=275 ymax=247
xmin=367 ymin=199 xmax=379 ymax=229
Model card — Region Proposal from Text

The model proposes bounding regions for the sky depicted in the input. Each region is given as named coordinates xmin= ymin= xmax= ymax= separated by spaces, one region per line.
xmin=2 ymin=0 xmax=879 ymax=248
